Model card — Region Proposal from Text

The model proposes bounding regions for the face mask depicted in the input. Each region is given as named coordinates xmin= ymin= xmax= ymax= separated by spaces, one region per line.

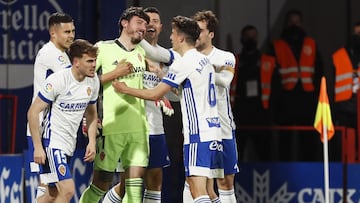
xmin=282 ymin=25 xmax=305 ymax=41
xmin=242 ymin=38 xmax=257 ymax=51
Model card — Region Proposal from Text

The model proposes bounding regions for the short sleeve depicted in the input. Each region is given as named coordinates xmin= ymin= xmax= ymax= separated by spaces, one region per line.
xmin=38 ymin=74 xmax=61 ymax=104
xmin=162 ymin=59 xmax=193 ymax=88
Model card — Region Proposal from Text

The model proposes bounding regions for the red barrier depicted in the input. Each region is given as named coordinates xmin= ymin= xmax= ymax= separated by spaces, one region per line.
xmin=0 ymin=94 xmax=18 ymax=154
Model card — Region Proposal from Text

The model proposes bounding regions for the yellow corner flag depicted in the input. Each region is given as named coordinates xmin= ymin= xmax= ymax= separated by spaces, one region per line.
xmin=313 ymin=77 xmax=335 ymax=142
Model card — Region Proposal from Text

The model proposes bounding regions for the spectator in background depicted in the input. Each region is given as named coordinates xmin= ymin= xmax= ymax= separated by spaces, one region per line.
xmin=331 ymin=22 xmax=360 ymax=161
xmin=232 ymin=25 xmax=276 ymax=162
xmin=270 ymin=9 xmax=323 ymax=161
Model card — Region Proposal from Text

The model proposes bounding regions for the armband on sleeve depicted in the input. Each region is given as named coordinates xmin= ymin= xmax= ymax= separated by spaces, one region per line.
xmin=219 ymin=65 xmax=235 ymax=74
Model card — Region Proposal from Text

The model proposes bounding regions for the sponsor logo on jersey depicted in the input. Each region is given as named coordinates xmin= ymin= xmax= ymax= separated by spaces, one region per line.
xmin=144 ymin=72 xmax=161 ymax=82
xmin=209 ymin=140 xmax=223 ymax=151
xmin=45 ymin=83 xmax=53 ymax=92
xmin=206 ymin=117 xmax=220 ymax=128
xmin=59 ymin=102 xmax=87 ymax=111
xmin=87 ymin=87 xmax=91 ymax=96
xmin=58 ymin=164 xmax=66 ymax=176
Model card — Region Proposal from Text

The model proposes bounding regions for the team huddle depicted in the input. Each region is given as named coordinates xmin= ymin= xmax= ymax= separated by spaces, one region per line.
xmin=27 ymin=6 xmax=239 ymax=203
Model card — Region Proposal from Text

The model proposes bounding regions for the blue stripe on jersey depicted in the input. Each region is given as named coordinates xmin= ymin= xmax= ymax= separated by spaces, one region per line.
xmin=46 ymin=69 xmax=54 ymax=79
xmin=162 ymin=78 xmax=179 ymax=88
xmin=183 ymin=79 xmax=200 ymax=143
xmin=65 ymin=65 xmax=72 ymax=69
xmin=89 ymin=100 xmax=97 ymax=105
xmin=38 ymin=92 xmax=52 ymax=104
xmin=164 ymin=50 xmax=175 ymax=66
xmin=189 ymin=143 xmax=198 ymax=167
xmin=42 ymin=103 xmax=53 ymax=141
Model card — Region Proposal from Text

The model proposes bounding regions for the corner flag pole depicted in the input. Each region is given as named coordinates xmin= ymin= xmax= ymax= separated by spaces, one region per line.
xmin=323 ymin=124 xmax=330 ymax=203
xmin=314 ymin=77 xmax=334 ymax=203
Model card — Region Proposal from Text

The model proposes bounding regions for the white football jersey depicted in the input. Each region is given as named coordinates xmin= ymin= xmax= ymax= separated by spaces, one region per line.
xmin=143 ymin=67 xmax=164 ymax=135
xmin=162 ymin=49 xmax=221 ymax=144
xmin=27 ymin=41 xmax=72 ymax=136
xmin=39 ymin=68 xmax=99 ymax=155
xmin=207 ymin=47 xmax=236 ymax=140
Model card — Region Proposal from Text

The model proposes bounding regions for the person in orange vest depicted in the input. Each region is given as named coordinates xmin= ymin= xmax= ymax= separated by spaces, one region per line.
xmin=231 ymin=25 xmax=276 ymax=161
xmin=331 ymin=22 xmax=360 ymax=161
xmin=270 ymin=9 xmax=323 ymax=161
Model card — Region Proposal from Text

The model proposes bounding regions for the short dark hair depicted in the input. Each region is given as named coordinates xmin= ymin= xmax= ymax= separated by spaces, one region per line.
xmin=241 ymin=24 xmax=257 ymax=36
xmin=192 ymin=10 xmax=218 ymax=33
xmin=68 ymin=39 xmax=98 ymax=62
xmin=48 ymin=12 xmax=73 ymax=28
xmin=354 ymin=21 xmax=360 ymax=27
xmin=118 ymin=7 xmax=150 ymax=32
xmin=172 ymin=15 xmax=200 ymax=45
xmin=144 ymin=7 xmax=161 ymax=15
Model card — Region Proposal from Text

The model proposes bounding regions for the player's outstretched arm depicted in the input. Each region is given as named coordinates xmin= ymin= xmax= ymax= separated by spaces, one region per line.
xmin=112 ymin=80 xmax=171 ymax=101
xmin=140 ymin=39 xmax=173 ymax=64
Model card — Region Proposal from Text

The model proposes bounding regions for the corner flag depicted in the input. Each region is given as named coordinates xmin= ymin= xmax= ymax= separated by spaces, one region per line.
xmin=313 ymin=77 xmax=335 ymax=142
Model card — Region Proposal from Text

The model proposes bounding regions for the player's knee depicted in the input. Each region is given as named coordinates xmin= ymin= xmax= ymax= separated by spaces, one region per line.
xmin=62 ymin=188 xmax=75 ymax=201
xmin=217 ymin=177 xmax=234 ymax=190
xmin=97 ymin=170 xmax=115 ymax=182
xmin=92 ymin=170 xmax=115 ymax=190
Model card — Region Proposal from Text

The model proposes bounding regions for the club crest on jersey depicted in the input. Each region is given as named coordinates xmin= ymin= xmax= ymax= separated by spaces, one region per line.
xmin=100 ymin=151 xmax=105 ymax=160
xmin=138 ymin=53 xmax=142 ymax=62
xmin=45 ymin=83 xmax=53 ymax=92
xmin=206 ymin=117 xmax=220 ymax=128
xmin=87 ymin=87 xmax=92 ymax=96
xmin=58 ymin=164 xmax=66 ymax=176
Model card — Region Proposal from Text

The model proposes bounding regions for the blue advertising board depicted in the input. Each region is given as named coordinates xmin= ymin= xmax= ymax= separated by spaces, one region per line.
xmin=235 ymin=162 xmax=360 ymax=203
xmin=3 ymin=155 xmax=360 ymax=203
xmin=0 ymin=154 xmax=23 ymax=203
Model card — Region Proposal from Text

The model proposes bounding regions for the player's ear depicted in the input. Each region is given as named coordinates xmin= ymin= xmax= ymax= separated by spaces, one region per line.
xmin=49 ymin=27 xmax=56 ymax=39
xmin=73 ymin=57 xmax=80 ymax=68
xmin=209 ymin=31 xmax=214 ymax=39
xmin=121 ymin=19 xmax=128 ymax=29
xmin=159 ymin=23 xmax=163 ymax=32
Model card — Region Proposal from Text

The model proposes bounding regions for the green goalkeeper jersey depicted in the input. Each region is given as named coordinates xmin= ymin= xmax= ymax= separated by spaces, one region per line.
xmin=96 ymin=39 xmax=148 ymax=135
